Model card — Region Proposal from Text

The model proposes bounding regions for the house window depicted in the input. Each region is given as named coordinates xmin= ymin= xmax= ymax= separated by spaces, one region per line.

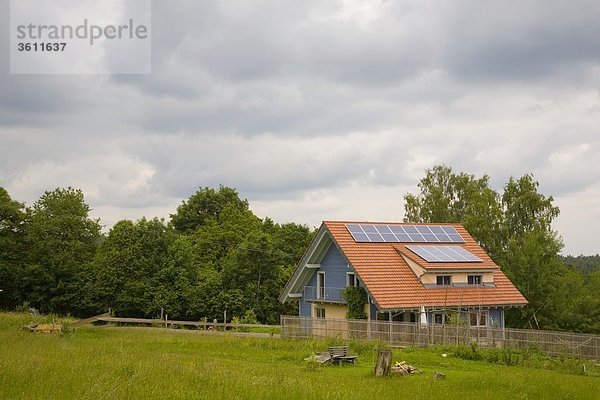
xmin=470 ymin=311 xmax=487 ymax=327
xmin=468 ymin=275 xmax=482 ymax=285
xmin=434 ymin=313 xmax=444 ymax=324
xmin=315 ymin=307 xmax=326 ymax=319
xmin=436 ymin=275 xmax=451 ymax=286
xmin=347 ymin=272 xmax=357 ymax=287
xmin=317 ymin=271 xmax=325 ymax=299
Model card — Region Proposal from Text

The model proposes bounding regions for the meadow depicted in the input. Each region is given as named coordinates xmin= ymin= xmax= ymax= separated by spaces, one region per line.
xmin=0 ymin=312 xmax=598 ymax=400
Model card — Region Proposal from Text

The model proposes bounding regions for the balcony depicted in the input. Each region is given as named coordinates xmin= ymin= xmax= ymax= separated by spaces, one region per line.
xmin=303 ymin=286 xmax=346 ymax=304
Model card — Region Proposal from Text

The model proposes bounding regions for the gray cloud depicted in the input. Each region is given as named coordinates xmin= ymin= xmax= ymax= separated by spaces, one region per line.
xmin=436 ymin=0 xmax=600 ymax=81
xmin=1 ymin=0 xmax=599 ymax=254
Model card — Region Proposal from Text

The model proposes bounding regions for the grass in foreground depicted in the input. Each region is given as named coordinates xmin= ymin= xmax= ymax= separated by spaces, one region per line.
xmin=0 ymin=312 xmax=598 ymax=399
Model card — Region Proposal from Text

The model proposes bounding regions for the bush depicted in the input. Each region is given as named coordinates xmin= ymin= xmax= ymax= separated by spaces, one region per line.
xmin=241 ymin=309 xmax=258 ymax=325
xmin=15 ymin=302 xmax=31 ymax=314
xmin=232 ymin=309 xmax=259 ymax=332
xmin=453 ymin=343 xmax=484 ymax=361
xmin=450 ymin=343 xmax=598 ymax=375
xmin=341 ymin=287 xmax=367 ymax=320
xmin=484 ymin=348 xmax=520 ymax=365
xmin=303 ymin=353 xmax=324 ymax=371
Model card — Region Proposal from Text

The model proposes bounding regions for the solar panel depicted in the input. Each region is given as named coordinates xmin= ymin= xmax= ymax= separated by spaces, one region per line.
xmin=345 ymin=224 xmax=465 ymax=243
xmin=405 ymin=245 xmax=482 ymax=262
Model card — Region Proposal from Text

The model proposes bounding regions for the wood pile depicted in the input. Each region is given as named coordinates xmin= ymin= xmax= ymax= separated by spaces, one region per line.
xmin=23 ymin=323 xmax=62 ymax=334
xmin=391 ymin=361 xmax=420 ymax=375
xmin=304 ymin=352 xmax=331 ymax=364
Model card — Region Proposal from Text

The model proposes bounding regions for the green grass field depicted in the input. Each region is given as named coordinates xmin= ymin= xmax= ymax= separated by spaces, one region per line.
xmin=1 ymin=313 xmax=598 ymax=399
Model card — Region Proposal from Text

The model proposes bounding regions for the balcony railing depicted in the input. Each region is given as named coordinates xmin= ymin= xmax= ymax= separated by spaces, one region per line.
xmin=303 ymin=286 xmax=346 ymax=303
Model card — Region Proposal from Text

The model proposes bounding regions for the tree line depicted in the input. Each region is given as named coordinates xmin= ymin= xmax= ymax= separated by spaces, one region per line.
xmin=0 ymin=186 xmax=313 ymax=325
xmin=0 ymin=166 xmax=599 ymax=332
xmin=561 ymin=254 xmax=600 ymax=275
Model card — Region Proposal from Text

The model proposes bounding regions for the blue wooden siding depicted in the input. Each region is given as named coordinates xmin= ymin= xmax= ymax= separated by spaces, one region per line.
xmin=298 ymin=243 xmax=353 ymax=315
xmin=299 ymin=297 xmax=311 ymax=317
xmin=369 ymin=300 xmax=379 ymax=319
xmin=305 ymin=243 xmax=349 ymax=289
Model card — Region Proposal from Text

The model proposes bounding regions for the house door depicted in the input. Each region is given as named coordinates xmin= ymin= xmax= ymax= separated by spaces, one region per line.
xmin=317 ymin=271 xmax=325 ymax=300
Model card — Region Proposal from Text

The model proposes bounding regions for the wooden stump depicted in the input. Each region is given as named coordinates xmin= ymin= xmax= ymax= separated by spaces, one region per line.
xmin=433 ymin=371 xmax=446 ymax=380
xmin=374 ymin=349 xmax=392 ymax=376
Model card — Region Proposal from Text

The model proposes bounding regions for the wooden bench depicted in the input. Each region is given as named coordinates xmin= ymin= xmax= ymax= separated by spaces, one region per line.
xmin=328 ymin=346 xmax=358 ymax=366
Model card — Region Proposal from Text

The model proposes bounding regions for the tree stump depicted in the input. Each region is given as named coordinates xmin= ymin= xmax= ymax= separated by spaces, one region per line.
xmin=374 ymin=349 xmax=392 ymax=376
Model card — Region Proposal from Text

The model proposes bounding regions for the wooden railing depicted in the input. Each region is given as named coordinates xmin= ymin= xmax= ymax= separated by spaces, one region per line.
xmin=303 ymin=286 xmax=346 ymax=303
xmin=92 ymin=316 xmax=278 ymax=332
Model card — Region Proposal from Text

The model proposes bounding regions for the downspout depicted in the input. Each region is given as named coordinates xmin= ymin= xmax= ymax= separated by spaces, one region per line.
xmin=389 ymin=311 xmax=392 ymax=344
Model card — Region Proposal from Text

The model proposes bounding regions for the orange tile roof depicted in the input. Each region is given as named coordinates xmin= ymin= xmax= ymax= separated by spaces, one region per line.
xmin=323 ymin=221 xmax=528 ymax=310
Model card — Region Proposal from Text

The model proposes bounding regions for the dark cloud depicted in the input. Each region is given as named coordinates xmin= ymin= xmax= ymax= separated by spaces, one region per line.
xmin=437 ymin=1 xmax=600 ymax=82
xmin=1 ymin=0 xmax=599 ymax=254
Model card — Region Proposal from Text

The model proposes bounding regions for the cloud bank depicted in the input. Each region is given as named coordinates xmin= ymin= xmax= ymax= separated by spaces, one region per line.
xmin=1 ymin=0 xmax=599 ymax=254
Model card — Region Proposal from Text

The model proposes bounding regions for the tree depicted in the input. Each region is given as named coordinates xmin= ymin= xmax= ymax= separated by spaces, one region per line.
xmin=0 ymin=188 xmax=27 ymax=309
xmin=186 ymin=267 xmax=224 ymax=320
xmin=497 ymin=175 xmax=563 ymax=328
xmin=500 ymin=229 xmax=564 ymax=328
xmin=264 ymin=219 xmax=315 ymax=268
xmin=81 ymin=218 xmax=183 ymax=318
xmin=578 ymin=270 xmax=600 ymax=333
xmin=561 ymin=254 xmax=600 ymax=275
xmin=23 ymin=187 xmax=101 ymax=314
xmin=262 ymin=220 xmax=315 ymax=319
xmin=404 ymin=165 xmax=504 ymax=257
xmin=404 ymin=166 xmax=572 ymax=330
xmin=147 ymin=236 xmax=196 ymax=319
xmin=171 ymin=186 xmax=249 ymax=233
xmin=182 ymin=196 xmax=313 ymax=324
xmin=501 ymin=175 xmax=560 ymax=244
xmin=218 ymin=230 xmax=281 ymax=324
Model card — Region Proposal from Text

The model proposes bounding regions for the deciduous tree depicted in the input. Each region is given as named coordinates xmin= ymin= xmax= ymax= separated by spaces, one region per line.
xmin=404 ymin=165 xmax=504 ymax=257
xmin=23 ymin=187 xmax=100 ymax=314
xmin=0 ymin=188 xmax=27 ymax=309
xmin=404 ymin=166 xmax=581 ymax=331
xmin=171 ymin=186 xmax=249 ymax=233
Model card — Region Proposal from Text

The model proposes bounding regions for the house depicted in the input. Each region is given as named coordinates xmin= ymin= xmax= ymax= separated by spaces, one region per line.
xmin=279 ymin=221 xmax=527 ymax=329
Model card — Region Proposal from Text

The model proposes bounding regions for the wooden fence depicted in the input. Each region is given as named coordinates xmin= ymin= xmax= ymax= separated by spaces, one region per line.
xmin=280 ymin=316 xmax=600 ymax=360
xmin=93 ymin=316 xmax=278 ymax=332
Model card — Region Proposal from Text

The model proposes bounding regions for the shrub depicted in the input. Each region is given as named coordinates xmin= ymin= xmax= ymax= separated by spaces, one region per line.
xmin=15 ymin=302 xmax=31 ymax=313
xmin=484 ymin=348 xmax=519 ymax=365
xmin=241 ymin=309 xmax=258 ymax=325
xmin=453 ymin=343 xmax=484 ymax=361
xmin=303 ymin=353 xmax=324 ymax=371
xmin=341 ymin=287 xmax=368 ymax=320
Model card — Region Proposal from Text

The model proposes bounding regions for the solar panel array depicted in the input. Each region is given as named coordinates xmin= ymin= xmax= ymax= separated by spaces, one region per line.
xmin=406 ymin=245 xmax=482 ymax=263
xmin=345 ymin=224 xmax=464 ymax=243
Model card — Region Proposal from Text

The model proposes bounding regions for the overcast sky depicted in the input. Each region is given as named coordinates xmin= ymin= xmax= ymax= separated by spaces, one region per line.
xmin=1 ymin=0 xmax=599 ymax=255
